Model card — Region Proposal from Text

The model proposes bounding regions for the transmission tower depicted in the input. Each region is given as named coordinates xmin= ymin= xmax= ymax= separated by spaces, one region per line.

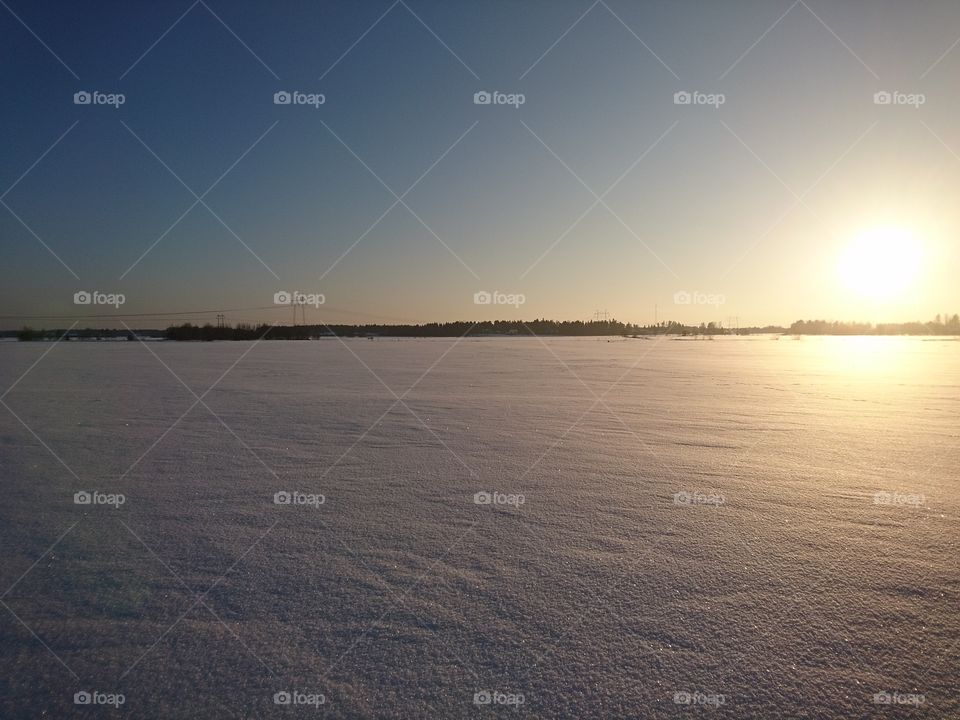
xmin=292 ymin=298 xmax=307 ymax=326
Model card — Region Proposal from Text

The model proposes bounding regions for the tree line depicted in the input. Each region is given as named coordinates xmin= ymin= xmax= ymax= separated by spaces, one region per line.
xmin=789 ymin=314 xmax=960 ymax=335
xmin=161 ymin=319 xmax=781 ymax=340
xmin=9 ymin=314 xmax=959 ymax=340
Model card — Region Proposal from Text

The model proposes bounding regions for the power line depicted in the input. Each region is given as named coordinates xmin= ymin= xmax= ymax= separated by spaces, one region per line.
xmin=0 ymin=305 xmax=421 ymax=324
xmin=0 ymin=305 xmax=284 ymax=320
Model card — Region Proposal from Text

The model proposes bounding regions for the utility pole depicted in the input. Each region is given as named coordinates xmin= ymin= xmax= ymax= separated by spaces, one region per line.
xmin=292 ymin=298 xmax=307 ymax=327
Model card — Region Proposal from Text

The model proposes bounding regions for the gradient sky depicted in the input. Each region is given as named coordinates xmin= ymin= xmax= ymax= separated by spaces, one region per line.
xmin=2 ymin=0 xmax=959 ymax=329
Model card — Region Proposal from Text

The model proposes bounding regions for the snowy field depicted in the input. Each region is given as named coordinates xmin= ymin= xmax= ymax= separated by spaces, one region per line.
xmin=0 ymin=336 xmax=957 ymax=718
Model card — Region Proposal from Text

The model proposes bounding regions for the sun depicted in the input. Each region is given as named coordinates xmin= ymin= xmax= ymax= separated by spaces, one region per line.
xmin=837 ymin=225 xmax=924 ymax=302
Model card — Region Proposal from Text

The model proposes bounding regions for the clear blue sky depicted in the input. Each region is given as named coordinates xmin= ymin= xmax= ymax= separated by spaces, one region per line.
xmin=2 ymin=0 xmax=959 ymax=328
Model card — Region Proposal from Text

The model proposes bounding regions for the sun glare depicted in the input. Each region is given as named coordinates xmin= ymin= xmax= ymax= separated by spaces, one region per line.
xmin=837 ymin=226 xmax=924 ymax=302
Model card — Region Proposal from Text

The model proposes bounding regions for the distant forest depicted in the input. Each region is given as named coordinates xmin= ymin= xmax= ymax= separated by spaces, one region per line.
xmin=788 ymin=314 xmax=960 ymax=335
xmin=8 ymin=314 xmax=960 ymax=340
xmin=163 ymin=319 xmax=773 ymax=341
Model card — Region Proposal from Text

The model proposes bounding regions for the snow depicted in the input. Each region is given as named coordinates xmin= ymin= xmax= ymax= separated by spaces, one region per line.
xmin=0 ymin=336 xmax=957 ymax=718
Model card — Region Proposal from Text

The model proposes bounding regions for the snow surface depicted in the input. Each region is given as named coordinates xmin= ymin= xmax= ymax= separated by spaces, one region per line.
xmin=0 ymin=336 xmax=957 ymax=718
